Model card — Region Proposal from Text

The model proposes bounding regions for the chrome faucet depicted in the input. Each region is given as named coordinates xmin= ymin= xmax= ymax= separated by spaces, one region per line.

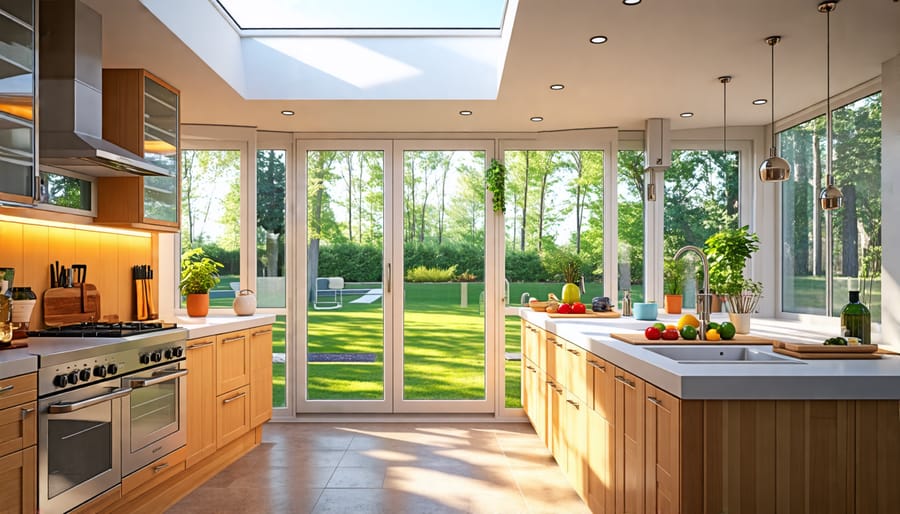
xmin=673 ymin=245 xmax=711 ymax=340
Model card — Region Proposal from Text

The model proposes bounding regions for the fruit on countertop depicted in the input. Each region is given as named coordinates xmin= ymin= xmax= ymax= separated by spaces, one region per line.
xmin=708 ymin=322 xmax=720 ymax=331
xmin=705 ymin=329 xmax=722 ymax=341
xmin=652 ymin=322 xmax=666 ymax=332
xmin=557 ymin=303 xmax=573 ymax=314
xmin=645 ymin=326 xmax=662 ymax=340
xmin=545 ymin=300 xmax=560 ymax=313
xmin=571 ymin=302 xmax=586 ymax=314
xmin=717 ymin=322 xmax=736 ymax=340
xmin=661 ymin=328 xmax=680 ymax=340
xmin=676 ymin=314 xmax=700 ymax=330
xmin=680 ymin=325 xmax=698 ymax=340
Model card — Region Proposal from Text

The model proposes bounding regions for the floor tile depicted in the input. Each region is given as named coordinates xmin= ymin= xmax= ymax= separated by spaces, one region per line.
xmin=326 ymin=466 xmax=387 ymax=488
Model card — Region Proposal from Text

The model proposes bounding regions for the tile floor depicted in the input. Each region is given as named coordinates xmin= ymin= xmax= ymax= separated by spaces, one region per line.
xmin=167 ymin=422 xmax=590 ymax=514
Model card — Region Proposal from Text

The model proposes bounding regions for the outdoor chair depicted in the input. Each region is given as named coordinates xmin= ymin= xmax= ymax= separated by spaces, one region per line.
xmin=314 ymin=277 xmax=344 ymax=310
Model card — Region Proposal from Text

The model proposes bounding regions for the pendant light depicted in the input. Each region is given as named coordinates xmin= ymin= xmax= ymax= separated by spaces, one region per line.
xmin=818 ymin=0 xmax=842 ymax=210
xmin=758 ymin=36 xmax=791 ymax=182
xmin=720 ymin=75 xmax=732 ymax=161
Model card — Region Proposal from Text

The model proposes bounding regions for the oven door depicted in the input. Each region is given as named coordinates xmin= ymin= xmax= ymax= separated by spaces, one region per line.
xmin=39 ymin=383 xmax=131 ymax=514
xmin=121 ymin=362 xmax=188 ymax=476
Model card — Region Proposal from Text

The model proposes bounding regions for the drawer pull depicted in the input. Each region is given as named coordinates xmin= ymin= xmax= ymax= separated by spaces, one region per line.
xmin=551 ymin=340 xmax=563 ymax=348
xmin=21 ymin=407 xmax=34 ymax=420
xmin=153 ymin=463 xmax=170 ymax=474
xmin=647 ymin=396 xmax=663 ymax=407
xmin=555 ymin=386 xmax=564 ymax=394
xmin=223 ymin=392 xmax=247 ymax=404
xmin=222 ymin=336 xmax=246 ymax=344
xmin=567 ymin=348 xmax=580 ymax=356
xmin=252 ymin=329 xmax=272 ymax=336
xmin=0 ymin=384 xmax=14 ymax=393
xmin=587 ymin=361 xmax=606 ymax=371
xmin=614 ymin=375 xmax=636 ymax=388
xmin=566 ymin=399 xmax=580 ymax=409
xmin=187 ymin=341 xmax=215 ymax=350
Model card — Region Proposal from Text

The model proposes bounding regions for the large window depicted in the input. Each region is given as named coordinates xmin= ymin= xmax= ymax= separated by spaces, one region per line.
xmin=781 ymin=91 xmax=882 ymax=321
xmin=617 ymin=150 xmax=645 ymax=302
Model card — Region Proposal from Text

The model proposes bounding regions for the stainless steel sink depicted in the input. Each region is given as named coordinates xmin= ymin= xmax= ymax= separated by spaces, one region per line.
xmin=645 ymin=346 xmax=805 ymax=364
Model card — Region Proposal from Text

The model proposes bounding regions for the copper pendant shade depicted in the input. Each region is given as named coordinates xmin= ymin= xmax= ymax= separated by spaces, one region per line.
xmin=818 ymin=0 xmax=843 ymax=211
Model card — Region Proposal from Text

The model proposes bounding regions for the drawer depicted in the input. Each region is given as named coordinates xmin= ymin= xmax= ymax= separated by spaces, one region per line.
xmin=216 ymin=330 xmax=250 ymax=395
xmin=121 ymin=446 xmax=187 ymax=497
xmin=0 ymin=373 xmax=36 ymax=411
xmin=0 ymin=400 xmax=36 ymax=457
xmin=216 ymin=385 xmax=250 ymax=449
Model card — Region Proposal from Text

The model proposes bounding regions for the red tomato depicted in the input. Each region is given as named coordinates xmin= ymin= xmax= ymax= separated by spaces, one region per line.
xmin=661 ymin=328 xmax=680 ymax=340
xmin=644 ymin=326 xmax=661 ymax=340
xmin=557 ymin=303 xmax=573 ymax=314
xmin=571 ymin=302 xmax=586 ymax=314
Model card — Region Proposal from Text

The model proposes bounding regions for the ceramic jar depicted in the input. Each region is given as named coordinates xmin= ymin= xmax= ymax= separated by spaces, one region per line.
xmin=233 ymin=289 xmax=257 ymax=316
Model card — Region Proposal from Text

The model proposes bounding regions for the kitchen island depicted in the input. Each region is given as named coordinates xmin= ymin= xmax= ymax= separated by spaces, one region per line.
xmin=519 ymin=309 xmax=900 ymax=514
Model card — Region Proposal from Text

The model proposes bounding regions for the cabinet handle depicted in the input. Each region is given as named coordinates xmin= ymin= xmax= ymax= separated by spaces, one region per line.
xmin=188 ymin=341 xmax=215 ymax=350
xmin=0 ymin=384 xmax=14 ymax=393
xmin=614 ymin=375 xmax=636 ymax=388
xmin=545 ymin=380 xmax=554 ymax=385
xmin=566 ymin=399 xmax=580 ymax=409
xmin=555 ymin=386 xmax=564 ymax=394
xmin=222 ymin=336 xmax=246 ymax=344
xmin=567 ymin=348 xmax=580 ymax=356
xmin=647 ymin=396 xmax=663 ymax=406
xmin=21 ymin=407 xmax=34 ymax=420
xmin=223 ymin=392 xmax=247 ymax=404
xmin=252 ymin=329 xmax=272 ymax=336
xmin=587 ymin=360 xmax=606 ymax=371
xmin=386 ymin=263 xmax=392 ymax=293
xmin=153 ymin=463 xmax=170 ymax=474
xmin=526 ymin=365 xmax=536 ymax=371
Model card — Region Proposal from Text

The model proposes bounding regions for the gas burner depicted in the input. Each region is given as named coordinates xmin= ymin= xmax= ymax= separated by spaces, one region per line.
xmin=28 ymin=321 xmax=178 ymax=338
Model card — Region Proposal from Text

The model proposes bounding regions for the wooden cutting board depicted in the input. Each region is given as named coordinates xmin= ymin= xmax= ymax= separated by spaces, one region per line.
xmin=773 ymin=347 xmax=882 ymax=360
xmin=774 ymin=340 xmax=878 ymax=353
xmin=547 ymin=310 xmax=621 ymax=319
xmin=611 ymin=332 xmax=774 ymax=345
xmin=43 ymin=284 xmax=101 ymax=326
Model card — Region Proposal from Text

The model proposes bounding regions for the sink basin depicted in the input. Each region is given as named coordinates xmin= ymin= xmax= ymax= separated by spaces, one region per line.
xmin=645 ymin=346 xmax=805 ymax=364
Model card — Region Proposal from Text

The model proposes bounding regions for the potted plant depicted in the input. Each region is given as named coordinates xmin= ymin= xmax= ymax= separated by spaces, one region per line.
xmin=704 ymin=225 xmax=761 ymax=333
xmin=543 ymin=249 xmax=583 ymax=306
xmin=663 ymin=257 xmax=686 ymax=314
xmin=180 ymin=248 xmax=224 ymax=317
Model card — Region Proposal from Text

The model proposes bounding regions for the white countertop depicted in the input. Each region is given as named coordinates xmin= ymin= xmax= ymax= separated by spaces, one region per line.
xmin=0 ymin=346 xmax=38 ymax=380
xmin=174 ymin=313 xmax=277 ymax=339
xmin=520 ymin=309 xmax=900 ymax=400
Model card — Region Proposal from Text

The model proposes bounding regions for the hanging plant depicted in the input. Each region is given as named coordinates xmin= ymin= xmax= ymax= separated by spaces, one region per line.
xmin=486 ymin=158 xmax=506 ymax=213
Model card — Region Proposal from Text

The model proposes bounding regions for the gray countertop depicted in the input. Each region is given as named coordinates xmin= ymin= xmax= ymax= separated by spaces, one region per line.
xmin=520 ymin=309 xmax=900 ymax=400
xmin=174 ymin=313 xmax=277 ymax=339
xmin=0 ymin=346 xmax=38 ymax=380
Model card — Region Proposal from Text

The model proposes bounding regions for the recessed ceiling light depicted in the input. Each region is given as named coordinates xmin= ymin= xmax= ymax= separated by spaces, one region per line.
xmin=549 ymin=84 xmax=565 ymax=91
xmin=752 ymin=98 xmax=768 ymax=105
xmin=459 ymin=110 xmax=473 ymax=116
xmin=530 ymin=116 xmax=544 ymax=122
xmin=589 ymin=35 xmax=608 ymax=44
xmin=680 ymin=112 xmax=694 ymax=118
xmin=623 ymin=0 xmax=641 ymax=5
xmin=280 ymin=110 xmax=295 ymax=116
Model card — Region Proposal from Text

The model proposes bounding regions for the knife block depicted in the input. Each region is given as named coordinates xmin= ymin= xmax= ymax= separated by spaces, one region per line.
xmin=43 ymin=284 xmax=101 ymax=326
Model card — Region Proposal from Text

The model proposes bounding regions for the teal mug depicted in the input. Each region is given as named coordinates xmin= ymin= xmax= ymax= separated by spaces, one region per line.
xmin=633 ymin=302 xmax=658 ymax=321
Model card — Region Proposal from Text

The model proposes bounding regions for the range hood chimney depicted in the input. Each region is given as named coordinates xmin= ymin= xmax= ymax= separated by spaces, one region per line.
xmin=38 ymin=0 xmax=168 ymax=177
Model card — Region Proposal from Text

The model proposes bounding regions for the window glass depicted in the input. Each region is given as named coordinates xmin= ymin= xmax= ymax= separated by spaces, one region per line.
xmin=617 ymin=150 xmax=645 ymax=302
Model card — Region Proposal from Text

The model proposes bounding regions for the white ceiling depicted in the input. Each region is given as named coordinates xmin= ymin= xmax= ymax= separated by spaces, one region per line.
xmin=83 ymin=0 xmax=900 ymax=133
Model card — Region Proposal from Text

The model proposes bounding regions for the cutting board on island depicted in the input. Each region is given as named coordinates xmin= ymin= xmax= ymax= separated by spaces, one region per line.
xmin=43 ymin=284 xmax=101 ymax=326
xmin=547 ymin=310 xmax=621 ymax=319
xmin=611 ymin=332 xmax=774 ymax=345
xmin=772 ymin=340 xmax=882 ymax=359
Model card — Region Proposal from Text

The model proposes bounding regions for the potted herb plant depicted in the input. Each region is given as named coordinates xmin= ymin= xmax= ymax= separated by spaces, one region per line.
xmin=704 ymin=225 xmax=761 ymax=333
xmin=180 ymin=248 xmax=224 ymax=317
xmin=663 ymin=257 xmax=686 ymax=314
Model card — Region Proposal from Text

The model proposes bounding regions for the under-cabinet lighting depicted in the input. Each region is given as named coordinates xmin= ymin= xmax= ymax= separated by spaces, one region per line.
xmin=589 ymin=35 xmax=608 ymax=44
xmin=144 ymin=140 xmax=177 ymax=154
xmin=680 ymin=112 xmax=694 ymax=118
xmin=280 ymin=110 xmax=295 ymax=116
xmin=549 ymin=84 xmax=565 ymax=91
xmin=530 ymin=116 xmax=544 ymax=122
xmin=0 ymin=214 xmax=151 ymax=238
xmin=459 ymin=110 xmax=473 ymax=116
xmin=752 ymin=98 xmax=768 ymax=105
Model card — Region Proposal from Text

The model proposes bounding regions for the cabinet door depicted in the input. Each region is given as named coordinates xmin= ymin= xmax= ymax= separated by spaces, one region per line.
xmin=216 ymin=386 xmax=250 ymax=448
xmin=0 ymin=400 xmax=36 ymax=457
xmin=0 ymin=446 xmax=36 ymax=514
xmin=0 ymin=1 xmax=36 ymax=205
xmin=563 ymin=341 xmax=588 ymax=401
xmin=564 ymin=391 xmax=587 ymax=500
xmin=249 ymin=326 xmax=273 ymax=427
xmin=535 ymin=369 xmax=548 ymax=446
xmin=615 ymin=368 xmax=644 ymax=514
xmin=185 ymin=337 xmax=216 ymax=467
xmin=545 ymin=333 xmax=564 ymax=381
xmin=588 ymin=404 xmax=615 ymax=514
xmin=645 ymin=384 xmax=680 ymax=514
xmin=522 ymin=321 xmax=541 ymax=365
xmin=548 ymin=378 xmax=565 ymax=468
xmin=216 ymin=330 xmax=250 ymax=395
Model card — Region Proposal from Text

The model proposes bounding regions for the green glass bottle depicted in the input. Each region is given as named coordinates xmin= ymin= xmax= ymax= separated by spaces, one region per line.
xmin=840 ymin=290 xmax=871 ymax=345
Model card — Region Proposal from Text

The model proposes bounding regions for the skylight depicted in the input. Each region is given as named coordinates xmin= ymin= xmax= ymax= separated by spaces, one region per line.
xmin=216 ymin=0 xmax=508 ymax=31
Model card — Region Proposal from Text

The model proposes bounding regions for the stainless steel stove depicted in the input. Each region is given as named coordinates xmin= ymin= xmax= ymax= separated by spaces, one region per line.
xmin=27 ymin=322 xmax=188 ymax=513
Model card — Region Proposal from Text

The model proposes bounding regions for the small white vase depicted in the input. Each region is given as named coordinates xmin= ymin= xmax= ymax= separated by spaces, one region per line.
xmin=728 ymin=312 xmax=752 ymax=334
xmin=233 ymin=289 xmax=257 ymax=316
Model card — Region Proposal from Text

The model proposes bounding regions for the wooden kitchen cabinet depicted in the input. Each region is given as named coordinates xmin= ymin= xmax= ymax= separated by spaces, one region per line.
xmin=0 ymin=372 xmax=36 ymax=514
xmin=185 ymin=336 xmax=217 ymax=468
xmin=563 ymin=340 xmax=588 ymax=403
xmin=645 ymin=384 xmax=680 ymax=514
xmin=587 ymin=355 xmax=615 ymax=514
xmin=545 ymin=332 xmax=564 ymax=381
xmin=216 ymin=330 xmax=250 ymax=396
xmin=249 ymin=326 xmax=273 ymax=428
xmin=614 ymin=367 xmax=645 ymax=514
xmin=0 ymin=446 xmax=35 ymax=514
xmin=0 ymin=0 xmax=36 ymax=205
xmin=216 ymin=385 xmax=250 ymax=448
xmin=99 ymin=69 xmax=180 ymax=231
xmin=564 ymin=390 xmax=587 ymax=498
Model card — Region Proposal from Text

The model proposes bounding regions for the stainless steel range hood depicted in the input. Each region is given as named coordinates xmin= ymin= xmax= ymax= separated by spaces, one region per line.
xmin=38 ymin=0 xmax=169 ymax=177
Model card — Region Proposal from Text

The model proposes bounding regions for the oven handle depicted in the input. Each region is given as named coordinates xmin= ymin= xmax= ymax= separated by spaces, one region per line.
xmin=128 ymin=369 xmax=189 ymax=388
xmin=48 ymin=387 xmax=133 ymax=413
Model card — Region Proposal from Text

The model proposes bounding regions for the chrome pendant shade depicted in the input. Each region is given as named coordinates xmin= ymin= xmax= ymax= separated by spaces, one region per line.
xmin=818 ymin=0 xmax=842 ymax=211
xmin=759 ymin=36 xmax=791 ymax=182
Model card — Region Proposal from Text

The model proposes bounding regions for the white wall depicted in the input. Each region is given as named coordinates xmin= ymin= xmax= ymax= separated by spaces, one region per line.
xmin=881 ymin=53 xmax=900 ymax=347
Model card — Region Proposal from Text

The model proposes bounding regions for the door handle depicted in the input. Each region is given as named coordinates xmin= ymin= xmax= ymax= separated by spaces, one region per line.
xmin=614 ymin=375 xmax=636 ymax=388
xmin=223 ymin=392 xmax=247 ymax=404
xmin=647 ymin=396 xmax=663 ymax=406
xmin=187 ymin=341 xmax=215 ymax=350
xmin=153 ymin=462 xmax=170 ymax=474
xmin=129 ymin=369 xmax=189 ymax=388
xmin=49 ymin=387 xmax=133 ymax=413
xmin=252 ymin=329 xmax=272 ymax=337
xmin=386 ymin=263 xmax=391 ymax=293
xmin=587 ymin=360 xmax=606 ymax=371
xmin=21 ymin=407 xmax=35 ymax=420
xmin=222 ymin=335 xmax=246 ymax=344
xmin=0 ymin=384 xmax=14 ymax=393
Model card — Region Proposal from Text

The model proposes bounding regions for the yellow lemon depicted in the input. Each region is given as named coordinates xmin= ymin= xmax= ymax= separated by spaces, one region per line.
xmin=705 ymin=329 xmax=721 ymax=341
xmin=676 ymin=314 xmax=701 ymax=330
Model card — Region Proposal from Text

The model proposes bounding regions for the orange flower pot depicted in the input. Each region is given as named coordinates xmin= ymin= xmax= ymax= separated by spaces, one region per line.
xmin=664 ymin=294 xmax=683 ymax=314
xmin=186 ymin=293 xmax=210 ymax=317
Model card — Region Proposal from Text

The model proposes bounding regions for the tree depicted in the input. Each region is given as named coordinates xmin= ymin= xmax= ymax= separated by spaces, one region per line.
xmin=257 ymin=150 xmax=286 ymax=277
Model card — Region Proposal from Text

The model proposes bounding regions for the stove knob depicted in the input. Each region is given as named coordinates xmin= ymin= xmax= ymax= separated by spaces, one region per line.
xmin=139 ymin=354 xmax=150 ymax=365
xmin=79 ymin=369 xmax=92 ymax=382
xmin=173 ymin=347 xmax=184 ymax=358
xmin=67 ymin=371 xmax=79 ymax=385
xmin=94 ymin=365 xmax=107 ymax=378
xmin=151 ymin=351 xmax=162 ymax=362
xmin=53 ymin=374 xmax=69 ymax=387
xmin=164 ymin=349 xmax=173 ymax=360
xmin=107 ymin=364 xmax=118 ymax=375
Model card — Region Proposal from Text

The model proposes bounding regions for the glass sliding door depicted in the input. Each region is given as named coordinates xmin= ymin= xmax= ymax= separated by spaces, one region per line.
xmin=300 ymin=142 xmax=392 ymax=412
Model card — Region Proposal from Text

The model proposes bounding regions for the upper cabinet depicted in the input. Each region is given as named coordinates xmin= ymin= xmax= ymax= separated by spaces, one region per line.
xmin=98 ymin=69 xmax=180 ymax=231
xmin=0 ymin=0 xmax=36 ymax=205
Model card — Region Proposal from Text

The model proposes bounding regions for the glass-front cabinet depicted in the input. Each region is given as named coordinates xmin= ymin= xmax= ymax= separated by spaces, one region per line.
xmin=98 ymin=69 xmax=180 ymax=231
xmin=0 ymin=0 xmax=36 ymax=204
